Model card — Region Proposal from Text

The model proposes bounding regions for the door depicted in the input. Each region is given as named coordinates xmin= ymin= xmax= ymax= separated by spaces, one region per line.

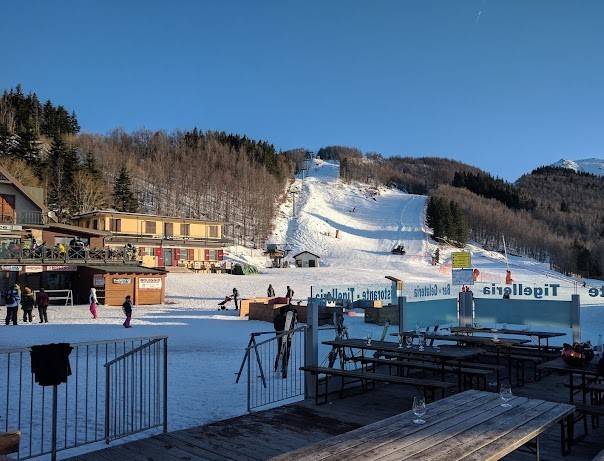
xmin=0 ymin=194 xmax=15 ymax=223
xmin=163 ymin=249 xmax=173 ymax=267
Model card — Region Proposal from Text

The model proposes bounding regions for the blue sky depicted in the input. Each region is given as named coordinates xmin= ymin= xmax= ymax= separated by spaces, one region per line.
xmin=2 ymin=0 xmax=603 ymax=180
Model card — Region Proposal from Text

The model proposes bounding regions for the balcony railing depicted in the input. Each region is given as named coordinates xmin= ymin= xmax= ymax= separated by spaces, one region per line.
xmin=0 ymin=211 xmax=46 ymax=226
xmin=0 ymin=245 xmax=138 ymax=264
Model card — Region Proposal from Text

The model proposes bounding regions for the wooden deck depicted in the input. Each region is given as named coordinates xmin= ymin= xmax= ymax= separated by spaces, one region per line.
xmin=68 ymin=372 xmax=604 ymax=461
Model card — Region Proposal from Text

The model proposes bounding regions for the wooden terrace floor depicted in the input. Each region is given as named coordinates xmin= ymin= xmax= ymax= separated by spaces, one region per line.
xmin=68 ymin=372 xmax=604 ymax=461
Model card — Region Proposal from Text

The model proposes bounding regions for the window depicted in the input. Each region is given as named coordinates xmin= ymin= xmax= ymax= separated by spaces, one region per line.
xmin=145 ymin=221 xmax=156 ymax=234
xmin=92 ymin=219 xmax=98 ymax=230
xmin=179 ymin=248 xmax=187 ymax=260
xmin=209 ymin=249 xmax=217 ymax=260
xmin=208 ymin=225 xmax=219 ymax=238
xmin=110 ymin=218 xmax=121 ymax=232
xmin=164 ymin=222 xmax=173 ymax=237
xmin=0 ymin=194 xmax=16 ymax=224
xmin=180 ymin=223 xmax=190 ymax=237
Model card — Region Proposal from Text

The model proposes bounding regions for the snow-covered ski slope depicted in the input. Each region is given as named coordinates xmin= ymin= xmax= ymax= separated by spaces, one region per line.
xmin=270 ymin=159 xmax=436 ymax=280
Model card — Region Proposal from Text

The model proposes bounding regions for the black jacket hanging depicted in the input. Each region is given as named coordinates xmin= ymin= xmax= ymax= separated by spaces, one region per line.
xmin=30 ymin=343 xmax=73 ymax=386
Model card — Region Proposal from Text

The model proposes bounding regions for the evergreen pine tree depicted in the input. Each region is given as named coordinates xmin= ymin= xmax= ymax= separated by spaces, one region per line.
xmin=83 ymin=151 xmax=100 ymax=176
xmin=113 ymin=165 xmax=138 ymax=212
xmin=46 ymin=136 xmax=78 ymax=221
xmin=15 ymin=128 xmax=41 ymax=164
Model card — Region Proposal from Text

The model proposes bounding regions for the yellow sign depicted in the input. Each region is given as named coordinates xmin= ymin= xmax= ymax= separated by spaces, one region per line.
xmin=451 ymin=251 xmax=471 ymax=269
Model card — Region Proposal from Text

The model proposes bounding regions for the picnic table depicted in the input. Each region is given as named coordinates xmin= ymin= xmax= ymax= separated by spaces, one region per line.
xmin=538 ymin=357 xmax=600 ymax=403
xmin=270 ymin=389 xmax=575 ymax=460
xmin=323 ymin=338 xmax=483 ymax=388
xmin=396 ymin=333 xmax=531 ymax=385
xmin=451 ymin=326 xmax=566 ymax=351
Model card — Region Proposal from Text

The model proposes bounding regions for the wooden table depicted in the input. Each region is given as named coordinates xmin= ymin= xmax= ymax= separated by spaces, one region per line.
xmin=451 ymin=326 xmax=566 ymax=351
xmin=270 ymin=390 xmax=575 ymax=461
xmin=539 ymin=357 xmax=600 ymax=403
xmin=323 ymin=339 xmax=484 ymax=388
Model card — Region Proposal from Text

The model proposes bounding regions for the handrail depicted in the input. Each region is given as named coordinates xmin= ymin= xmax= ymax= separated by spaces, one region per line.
xmin=252 ymin=326 xmax=307 ymax=348
xmin=0 ymin=335 xmax=169 ymax=354
xmin=104 ymin=337 xmax=165 ymax=367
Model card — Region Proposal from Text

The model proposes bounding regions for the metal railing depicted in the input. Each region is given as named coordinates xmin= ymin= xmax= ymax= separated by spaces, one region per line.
xmin=0 ymin=245 xmax=138 ymax=264
xmin=0 ymin=336 xmax=168 ymax=460
xmin=236 ymin=327 xmax=307 ymax=412
xmin=0 ymin=211 xmax=46 ymax=226
xmin=104 ymin=337 xmax=167 ymax=443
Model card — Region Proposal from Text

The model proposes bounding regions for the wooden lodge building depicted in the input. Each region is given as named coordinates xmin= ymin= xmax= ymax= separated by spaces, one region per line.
xmin=70 ymin=210 xmax=230 ymax=271
xmin=0 ymin=167 xmax=168 ymax=306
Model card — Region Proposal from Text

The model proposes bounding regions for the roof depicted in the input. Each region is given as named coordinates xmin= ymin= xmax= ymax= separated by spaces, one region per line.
xmin=0 ymin=165 xmax=53 ymax=221
xmin=72 ymin=209 xmax=222 ymax=225
xmin=44 ymin=222 xmax=110 ymax=237
xmin=83 ymin=265 xmax=167 ymax=274
xmin=293 ymin=251 xmax=321 ymax=259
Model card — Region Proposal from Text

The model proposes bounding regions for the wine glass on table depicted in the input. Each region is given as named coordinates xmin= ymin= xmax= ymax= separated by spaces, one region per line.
xmin=419 ymin=333 xmax=426 ymax=352
xmin=405 ymin=336 xmax=413 ymax=349
xmin=500 ymin=383 xmax=513 ymax=407
xmin=412 ymin=396 xmax=426 ymax=424
xmin=398 ymin=333 xmax=404 ymax=349
xmin=366 ymin=332 xmax=372 ymax=346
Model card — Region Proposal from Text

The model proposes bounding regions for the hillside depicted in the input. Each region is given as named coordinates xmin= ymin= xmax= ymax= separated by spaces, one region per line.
xmin=552 ymin=158 xmax=604 ymax=176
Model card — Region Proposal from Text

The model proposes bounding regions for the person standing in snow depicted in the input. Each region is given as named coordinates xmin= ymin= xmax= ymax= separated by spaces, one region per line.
xmin=285 ymin=286 xmax=294 ymax=304
xmin=267 ymin=284 xmax=275 ymax=297
xmin=273 ymin=305 xmax=287 ymax=371
xmin=36 ymin=288 xmax=49 ymax=323
xmin=4 ymin=284 xmax=20 ymax=326
xmin=122 ymin=295 xmax=133 ymax=328
xmin=21 ymin=287 xmax=35 ymax=323
xmin=89 ymin=287 xmax=99 ymax=319
xmin=232 ymin=288 xmax=239 ymax=310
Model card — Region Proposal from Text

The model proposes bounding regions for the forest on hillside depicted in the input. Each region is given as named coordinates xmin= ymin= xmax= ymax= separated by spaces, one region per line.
xmin=0 ymin=86 xmax=293 ymax=247
xmin=341 ymin=152 xmax=604 ymax=280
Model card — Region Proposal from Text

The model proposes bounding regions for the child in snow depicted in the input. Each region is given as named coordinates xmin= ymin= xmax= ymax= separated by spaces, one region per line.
xmin=122 ymin=295 xmax=133 ymax=328
xmin=89 ymin=287 xmax=98 ymax=319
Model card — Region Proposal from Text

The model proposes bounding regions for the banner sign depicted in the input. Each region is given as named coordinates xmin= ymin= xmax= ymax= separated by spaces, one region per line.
xmin=472 ymin=282 xmax=604 ymax=301
xmin=452 ymin=269 xmax=474 ymax=286
xmin=0 ymin=224 xmax=22 ymax=231
xmin=138 ymin=277 xmax=162 ymax=289
xmin=1 ymin=265 xmax=21 ymax=272
xmin=311 ymin=283 xmax=393 ymax=304
xmin=451 ymin=251 xmax=471 ymax=269
xmin=25 ymin=265 xmax=44 ymax=274
xmin=46 ymin=265 xmax=76 ymax=272
xmin=112 ymin=278 xmax=132 ymax=285
xmin=403 ymin=282 xmax=454 ymax=301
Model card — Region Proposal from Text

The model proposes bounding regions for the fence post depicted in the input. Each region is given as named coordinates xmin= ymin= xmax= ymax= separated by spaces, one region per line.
xmin=246 ymin=348 xmax=251 ymax=412
xmin=398 ymin=296 xmax=406 ymax=333
xmin=571 ymin=294 xmax=581 ymax=343
xmin=51 ymin=384 xmax=58 ymax=461
xmin=105 ymin=365 xmax=110 ymax=443
xmin=304 ymin=299 xmax=319 ymax=399
xmin=162 ymin=338 xmax=168 ymax=433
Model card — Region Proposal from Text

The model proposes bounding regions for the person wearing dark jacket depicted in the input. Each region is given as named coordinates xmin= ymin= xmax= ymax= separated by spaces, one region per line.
xmin=21 ymin=287 xmax=35 ymax=322
xmin=267 ymin=284 xmax=275 ymax=297
xmin=36 ymin=288 xmax=49 ymax=323
xmin=4 ymin=284 xmax=20 ymax=326
xmin=122 ymin=295 xmax=133 ymax=328
xmin=232 ymin=288 xmax=239 ymax=310
xmin=285 ymin=286 xmax=294 ymax=304
xmin=273 ymin=306 xmax=287 ymax=371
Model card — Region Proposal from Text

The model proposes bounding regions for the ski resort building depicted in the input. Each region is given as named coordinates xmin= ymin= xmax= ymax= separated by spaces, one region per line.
xmin=293 ymin=251 xmax=321 ymax=268
xmin=71 ymin=210 xmax=230 ymax=270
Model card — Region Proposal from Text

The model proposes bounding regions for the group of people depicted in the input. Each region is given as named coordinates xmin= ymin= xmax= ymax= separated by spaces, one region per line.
xmin=4 ymin=284 xmax=50 ymax=326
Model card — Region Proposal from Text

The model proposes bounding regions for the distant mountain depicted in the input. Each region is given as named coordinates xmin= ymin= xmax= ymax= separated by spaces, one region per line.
xmin=551 ymin=158 xmax=604 ymax=176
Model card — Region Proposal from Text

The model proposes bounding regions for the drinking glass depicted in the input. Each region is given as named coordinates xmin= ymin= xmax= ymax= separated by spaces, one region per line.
xmin=366 ymin=332 xmax=372 ymax=346
xmin=412 ymin=396 xmax=426 ymax=424
xmin=500 ymin=383 xmax=513 ymax=407
xmin=419 ymin=333 xmax=426 ymax=352
xmin=398 ymin=333 xmax=404 ymax=349
xmin=405 ymin=336 xmax=413 ymax=349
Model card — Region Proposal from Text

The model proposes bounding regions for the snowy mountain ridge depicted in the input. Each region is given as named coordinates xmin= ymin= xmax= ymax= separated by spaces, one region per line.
xmin=551 ymin=158 xmax=604 ymax=176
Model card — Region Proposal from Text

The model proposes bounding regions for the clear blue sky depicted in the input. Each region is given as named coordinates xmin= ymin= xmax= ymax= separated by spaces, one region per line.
xmin=2 ymin=0 xmax=603 ymax=180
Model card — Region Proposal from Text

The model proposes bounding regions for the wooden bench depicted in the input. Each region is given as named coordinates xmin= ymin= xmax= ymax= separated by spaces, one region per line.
xmin=481 ymin=351 xmax=542 ymax=384
xmin=574 ymin=402 xmax=604 ymax=433
xmin=593 ymin=448 xmax=604 ymax=461
xmin=300 ymin=366 xmax=455 ymax=405
xmin=356 ymin=356 xmax=492 ymax=391
xmin=0 ymin=431 xmax=20 ymax=461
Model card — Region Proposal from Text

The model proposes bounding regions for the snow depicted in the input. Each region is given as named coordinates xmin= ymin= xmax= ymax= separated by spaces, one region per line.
xmin=2 ymin=158 xmax=604 ymax=459
xmin=551 ymin=158 xmax=604 ymax=176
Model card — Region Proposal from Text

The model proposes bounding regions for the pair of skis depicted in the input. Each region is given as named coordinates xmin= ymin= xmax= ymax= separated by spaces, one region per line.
xmin=275 ymin=310 xmax=296 ymax=378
